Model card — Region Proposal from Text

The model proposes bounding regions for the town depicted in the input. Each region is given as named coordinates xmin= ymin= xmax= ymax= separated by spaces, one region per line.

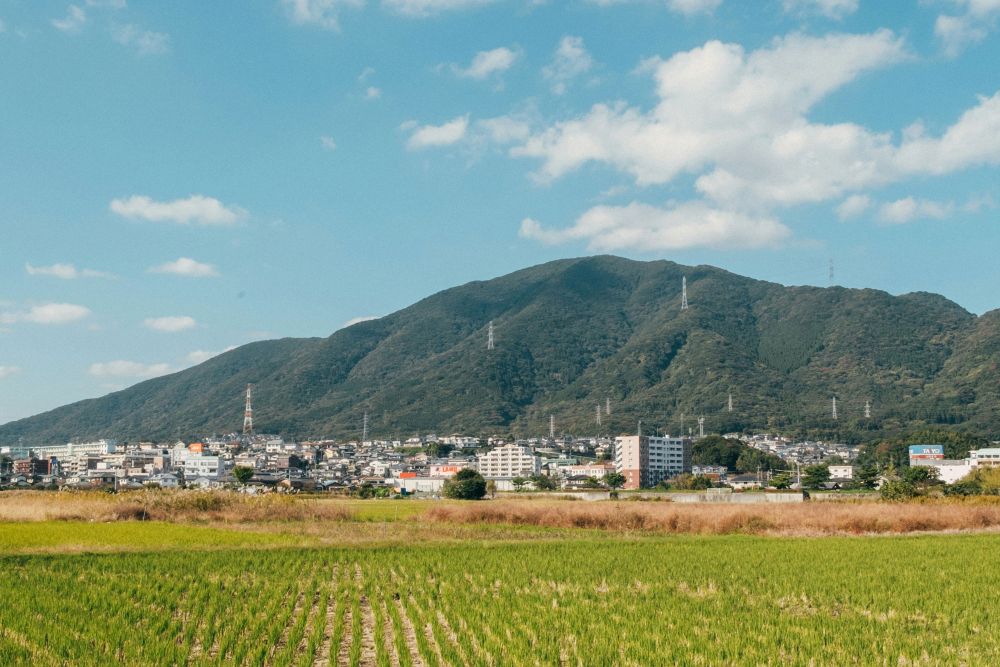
xmin=3 ymin=427 xmax=994 ymax=495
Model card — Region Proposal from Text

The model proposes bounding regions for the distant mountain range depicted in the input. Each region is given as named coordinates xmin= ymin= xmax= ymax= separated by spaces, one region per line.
xmin=2 ymin=255 xmax=998 ymax=445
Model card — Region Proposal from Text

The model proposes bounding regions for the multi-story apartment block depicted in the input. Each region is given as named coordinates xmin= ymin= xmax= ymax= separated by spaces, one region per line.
xmin=614 ymin=436 xmax=692 ymax=489
xmin=476 ymin=444 xmax=540 ymax=478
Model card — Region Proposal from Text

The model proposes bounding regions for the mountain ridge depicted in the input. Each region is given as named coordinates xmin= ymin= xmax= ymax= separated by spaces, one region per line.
xmin=2 ymin=255 xmax=996 ymax=445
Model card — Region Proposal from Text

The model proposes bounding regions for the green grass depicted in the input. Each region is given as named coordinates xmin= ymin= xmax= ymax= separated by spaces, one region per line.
xmin=0 ymin=521 xmax=308 ymax=553
xmin=1 ymin=532 xmax=999 ymax=664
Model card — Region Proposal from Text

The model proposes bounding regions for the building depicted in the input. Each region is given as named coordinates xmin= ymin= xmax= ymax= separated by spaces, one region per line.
xmin=13 ymin=457 xmax=54 ymax=478
xmin=561 ymin=462 xmax=616 ymax=479
xmin=909 ymin=445 xmax=944 ymax=466
xmin=476 ymin=444 xmax=540 ymax=478
xmin=614 ymin=436 xmax=692 ymax=490
xmin=969 ymin=448 xmax=1000 ymax=468
xmin=828 ymin=465 xmax=854 ymax=481
xmin=30 ymin=439 xmax=118 ymax=460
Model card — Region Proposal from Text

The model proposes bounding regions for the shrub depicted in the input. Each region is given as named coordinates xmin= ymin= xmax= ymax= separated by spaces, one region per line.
xmin=442 ymin=469 xmax=487 ymax=500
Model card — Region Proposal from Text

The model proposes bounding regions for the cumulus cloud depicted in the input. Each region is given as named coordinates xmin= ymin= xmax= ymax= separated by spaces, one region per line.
xmin=110 ymin=194 xmax=244 ymax=226
xmin=52 ymin=5 xmax=87 ymax=32
xmin=25 ymin=263 xmax=114 ymax=279
xmin=405 ymin=115 xmax=469 ymax=149
xmin=877 ymin=197 xmax=953 ymax=225
xmin=148 ymin=257 xmax=219 ymax=278
xmin=782 ymin=0 xmax=858 ymax=20
xmin=383 ymin=0 xmax=498 ymax=18
xmin=0 ymin=366 xmax=21 ymax=379
xmin=320 ymin=135 xmax=337 ymax=151
xmin=281 ymin=0 xmax=364 ymax=30
xmin=0 ymin=303 xmax=92 ymax=325
xmin=587 ymin=0 xmax=722 ymax=15
xmin=89 ymin=360 xmax=172 ymax=378
xmin=519 ymin=201 xmax=791 ymax=251
xmin=453 ymin=46 xmax=520 ymax=80
xmin=894 ymin=91 xmax=1000 ymax=175
xmin=342 ymin=315 xmax=380 ymax=328
xmin=836 ymin=194 xmax=871 ymax=220
xmin=111 ymin=24 xmax=170 ymax=55
xmin=143 ymin=315 xmax=197 ymax=332
xmin=935 ymin=0 xmax=1000 ymax=57
xmin=185 ymin=346 xmax=237 ymax=365
xmin=542 ymin=36 xmax=593 ymax=95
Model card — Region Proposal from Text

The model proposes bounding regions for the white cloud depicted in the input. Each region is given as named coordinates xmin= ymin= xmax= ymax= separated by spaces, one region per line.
xmin=0 ymin=303 xmax=92 ymax=325
xmin=382 ymin=0 xmax=498 ymax=18
xmin=453 ymin=46 xmax=520 ymax=80
xmin=148 ymin=257 xmax=219 ymax=278
xmin=519 ymin=201 xmax=791 ymax=251
xmin=877 ymin=197 xmax=953 ymax=225
xmin=185 ymin=346 xmax=236 ymax=365
xmin=476 ymin=116 xmax=532 ymax=144
xmin=895 ymin=91 xmax=1000 ymax=175
xmin=85 ymin=0 xmax=127 ymax=8
xmin=836 ymin=194 xmax=870 ymax=220
xmin=342 ymin=315 xmax=380 ymax=327
xmin=143 ymin=315 xmax=197 ymax=332
xmin=365 ymin=86 xmax=382 ymax=99
xmin=514 ymin=31 xmax=909 ymax=198
xmin=52 ymin=5 xmax=87 ymax=32
xmin=0 ymin=18 xmax=6 ymax=33
xmin=112 ymin=24 xmax=170 ymax=55
xmin=935 ymin=0 xmax=1000 ymax=57
xmin=110 ymin=194 xmax=244 ymax=226
xmin=25 ymin=263 xmax=114 ymax=279
xmin=281 ymin=0 xmax=364 ymax=30
xmin=0 ymin=366 xmax=21 ymax=379
xmin=542 ymin=36 xmax=593 ymax=95
xmin=405 ymin=115 xmax=469 ymax=149
xmin=320 ymin=135 xmax=337 ymax=151
xmin=587 ymin=0 xmax=721 ymax=15
xmin=89 ymin=360 xmax=172 ymax=378
xmin=782 ymin=0 xmax=858 ymax=20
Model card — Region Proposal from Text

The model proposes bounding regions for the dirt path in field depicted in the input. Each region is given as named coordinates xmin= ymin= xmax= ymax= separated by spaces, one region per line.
xmin=266 ymin=589 xmax=306 ymax=665
xmin=294 ymin=591 xmax=323 ymax=657
xmin=380 ymin=598 xmax=402 ymax=667
xmin=394 ymin=597 xmax=426 ymax=667
xmin=314 ymin=565 xmax=341 ymax=667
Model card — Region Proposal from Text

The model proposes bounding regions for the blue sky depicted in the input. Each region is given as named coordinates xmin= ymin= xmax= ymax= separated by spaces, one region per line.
xmin=1 ymin=0 xmax=999 ymax=425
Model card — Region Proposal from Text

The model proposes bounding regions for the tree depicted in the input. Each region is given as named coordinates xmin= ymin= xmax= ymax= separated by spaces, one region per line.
xmin=880 ymin=479 xmax=917 ymax=501
xmin=485 ymin=479 xmax=497 ymax=499
xmin=671 ymin=474 xmax=712 ymax=491
xmin=604 ymin=472 xmax=626 ymax=491
xmin=511 ymin=477 xmax=528 ymax=492
xmin=442 ymin=469 xmax=487 ymax=500
xmin=801 ymin=464 xmax=831 ymax=490
xmin=530 ymin=473 xmax=558 ymax=491
xmin=770 ymin=472 xmax=792 ymax=490
xmin=855 ymin=464 xmax=879 ymax=490
xmin=232 ymin=465 xmax=254 ymax=486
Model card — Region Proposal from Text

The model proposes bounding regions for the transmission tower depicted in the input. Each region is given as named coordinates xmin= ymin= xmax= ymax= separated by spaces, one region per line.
xmin=831 ymin=396 xmax=838 ymax=420
xmin=727 ymin=393 xmax=733 ymax=413
xmin=242 ymin=384 xmax=254 ymax=435
xmin=829 ymin=259 xmax=835 ymax=285
xmin=605 ymin=397 xmax=611 ymax=416
xmin=637 ymin=420 xmax=642 ymax=437
xmin=697 ymin=416 xmax=705 ymax=438
xmin=595 ymin=404 xmax=602 ymax=427
xmin=362 ymin=411 xmax=369 ymax=443
xmin=487 ymin=321 xmax=495 ymax=351
xmin=864 ymin=400 xmax=872 ymax=419
xmin=549 ymin=414 xmax=555 ymax=440
xmin=681 ymin=276 xmax=689 ymax=310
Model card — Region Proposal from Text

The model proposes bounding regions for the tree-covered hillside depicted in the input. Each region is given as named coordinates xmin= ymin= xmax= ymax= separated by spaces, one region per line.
xmin=1 ymin=255 xmax=997 ymax=445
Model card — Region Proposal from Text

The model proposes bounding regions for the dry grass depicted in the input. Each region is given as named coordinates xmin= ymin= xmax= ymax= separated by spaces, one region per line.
xmin=421 ymin=497 xmax=1000 ymax=536
xmin=0 ymin=490 xmax=354 ymax=524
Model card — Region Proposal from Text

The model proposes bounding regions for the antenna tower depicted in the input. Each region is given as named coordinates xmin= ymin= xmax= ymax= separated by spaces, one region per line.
xmin=242 ymin=384 xmax=254 ymax=435
xmin=487 ymin=321 xmax=495 ymax=350
xmin=697 ymin=416 xmax=705 ymax=438
xmin=864 ymin=400 xmax=871 ymax=419
xmin=727 ymin=393 xmax=733 ymax=413
xmin=681 ymin=277 xmax=689 ymax=310
xmin=832 ymin=396 xmax=838 ymax=420
xmin=362 ymin=411 xmax=369 ymax=443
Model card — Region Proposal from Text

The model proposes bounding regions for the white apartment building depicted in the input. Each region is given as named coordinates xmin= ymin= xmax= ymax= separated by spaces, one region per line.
xmin=31 ymin=439 xmax=118 ymax=460
xmin=615 ymin=436 xmax=692 ymax=490
xmin=476 ymin=444 xmax=540 ymax=478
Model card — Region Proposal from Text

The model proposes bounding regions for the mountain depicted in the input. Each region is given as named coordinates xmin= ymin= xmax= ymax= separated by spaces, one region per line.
xmin=2 ymin=255 xmax=998 ymax=445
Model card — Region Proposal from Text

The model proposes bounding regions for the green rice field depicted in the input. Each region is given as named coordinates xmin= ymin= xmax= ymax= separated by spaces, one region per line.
xmin=0 ymin=526 xmax=996 ymax=665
